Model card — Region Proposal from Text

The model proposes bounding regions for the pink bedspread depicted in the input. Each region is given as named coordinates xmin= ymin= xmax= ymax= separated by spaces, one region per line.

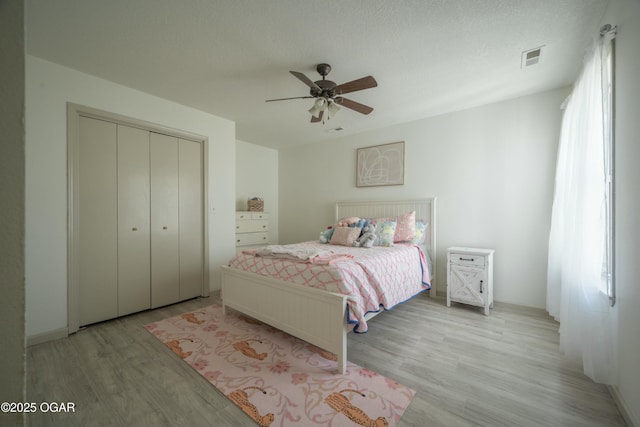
xmin=228 ymin=241 xmax=430 ymax=332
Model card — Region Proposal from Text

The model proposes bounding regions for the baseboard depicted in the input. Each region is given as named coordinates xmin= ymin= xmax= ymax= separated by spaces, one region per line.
xmin=27 ymin=327 xmax=68 ymax=347
xmin=609 ymin=385 xmax=639 ymax=427
xmin=491 ymin=300 xmax=548 ymax=315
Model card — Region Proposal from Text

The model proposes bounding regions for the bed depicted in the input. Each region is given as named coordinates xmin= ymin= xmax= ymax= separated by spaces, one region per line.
xmin=221 ymin=198 xmax=437 ymax=374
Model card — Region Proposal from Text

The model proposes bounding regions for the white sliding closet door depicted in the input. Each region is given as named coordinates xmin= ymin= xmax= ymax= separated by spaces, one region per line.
xmin=78 ymin=117 xmax=118 ymax=326
xmin=150 ymin=132 xmax=180 ymax=308
xmin=117 ymin=125 xmax=151 ymax=316
xmin=179 ymin=139 xmax=204 ymax=299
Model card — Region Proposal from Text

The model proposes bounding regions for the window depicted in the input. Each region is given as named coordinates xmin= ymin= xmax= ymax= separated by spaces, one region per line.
xmin=603 ymin=36 xmax=615 ymax=306
xmin=546 ymin=25 xmax=617 ymax=384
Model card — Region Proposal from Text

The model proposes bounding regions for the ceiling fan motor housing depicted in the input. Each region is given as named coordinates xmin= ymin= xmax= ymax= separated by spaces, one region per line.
xmin=310 ymin=79 xmax=337 ymax=98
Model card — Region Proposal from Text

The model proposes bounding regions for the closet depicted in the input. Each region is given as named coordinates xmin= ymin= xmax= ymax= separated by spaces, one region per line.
xmin=77 ymin=115 xmax=204 ymax=327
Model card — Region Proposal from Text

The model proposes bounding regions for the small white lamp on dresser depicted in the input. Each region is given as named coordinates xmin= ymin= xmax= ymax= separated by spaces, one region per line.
xmin=447 ymin=247 xmax=495 ymax=315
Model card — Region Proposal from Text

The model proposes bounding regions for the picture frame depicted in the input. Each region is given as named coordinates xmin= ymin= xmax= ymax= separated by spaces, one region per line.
xmin=356 ymin=141 xmax=405 ymax=187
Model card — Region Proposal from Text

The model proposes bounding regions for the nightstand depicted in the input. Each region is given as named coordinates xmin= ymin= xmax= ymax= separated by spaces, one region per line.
xmin=447 ymin=247 xmax=495 ymax=315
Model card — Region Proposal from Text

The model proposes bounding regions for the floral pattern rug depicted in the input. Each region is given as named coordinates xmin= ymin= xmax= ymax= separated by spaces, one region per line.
xmin=145 ymin=305 xmax=415 ymax=427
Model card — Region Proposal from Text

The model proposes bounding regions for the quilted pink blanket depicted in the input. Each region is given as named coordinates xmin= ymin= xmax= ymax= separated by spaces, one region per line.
xmin=229 ymin=241 xmax=430 ymax=332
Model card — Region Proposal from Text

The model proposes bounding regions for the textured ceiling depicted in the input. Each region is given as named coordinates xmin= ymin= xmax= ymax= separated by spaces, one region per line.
xmin=26 ymin=0 xmax=608 ymax=149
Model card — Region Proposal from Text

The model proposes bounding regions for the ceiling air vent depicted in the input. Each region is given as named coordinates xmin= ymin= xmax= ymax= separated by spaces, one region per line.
xmin=326 ymin=126 xmax=344 ymax=133
xmin=521 ymin=46 xmax=544 ymax=68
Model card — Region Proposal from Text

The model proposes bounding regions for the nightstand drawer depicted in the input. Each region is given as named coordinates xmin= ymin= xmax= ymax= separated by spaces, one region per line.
xmin=449 ymin=252 xmax=485 ymax=267
xmin=236 ymin=232 xmax=268 ymax=246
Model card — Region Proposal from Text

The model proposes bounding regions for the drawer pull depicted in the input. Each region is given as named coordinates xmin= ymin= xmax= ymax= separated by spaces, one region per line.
xmin=236 ymin=239 xmax=241 ymax=243
xmin=459 ymin=257 xmax=474 ymax=262
xmin=480 ymin=279 xmax=484 ymax=293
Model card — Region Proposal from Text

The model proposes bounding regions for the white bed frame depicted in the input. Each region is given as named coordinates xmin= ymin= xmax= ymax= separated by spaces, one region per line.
xmin=221 ymin=198 xmax=436 ymax=374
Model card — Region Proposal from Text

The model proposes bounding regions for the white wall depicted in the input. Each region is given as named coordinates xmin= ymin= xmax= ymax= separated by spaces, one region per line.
xmin=25 ymin=56 xmax=237 ymax=339
xmin=0 ymin=0 xmax=26 ymax=423
xmin=603 ymin=0 xmax=640 ymax=424
xmin=279 ymin=87 xmax=568 ymax=308
xmin=235 ymin=140 xmax=279 ymax=243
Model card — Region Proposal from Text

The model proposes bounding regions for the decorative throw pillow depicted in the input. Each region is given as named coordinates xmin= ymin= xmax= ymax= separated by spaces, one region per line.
xmin=409 ymin=220 xmax=428 ymax=245
xmin=392 ymin=211 xmax=416 ymax=242
xmin=330 ymin=226 xmax=362 ymax=246
xmin=372 ymin=220 xmax=397 ymax=247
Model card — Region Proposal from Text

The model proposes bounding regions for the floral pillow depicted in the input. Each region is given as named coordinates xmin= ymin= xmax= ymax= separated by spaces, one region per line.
xmin=330 ymin=226 xmax=362 ymax=246
xmin=372 ymin=220 xmax=397 ymax=247
xmin=409 ymin=220 xmax=428 ymax=245
xmin=369 ymin=211 xmax=416 ymax=243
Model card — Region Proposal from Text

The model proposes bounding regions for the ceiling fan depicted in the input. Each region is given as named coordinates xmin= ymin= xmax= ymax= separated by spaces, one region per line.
xmin=266 ymin=63 xmax=377 ymax=123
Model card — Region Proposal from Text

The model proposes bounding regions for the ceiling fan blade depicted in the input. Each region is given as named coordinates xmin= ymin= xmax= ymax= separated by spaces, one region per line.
xmin=334 ymin=76 xmax=377 ymax=95
xmin=310 ymin=110 xmax=324 ymax=123
xmin=265 ymin=96 xmax=314 ymax=102
xmin=290 ymin=71 xmax=321 ymax=90
xmin=335 ymin=97 xmax=374 ymax=115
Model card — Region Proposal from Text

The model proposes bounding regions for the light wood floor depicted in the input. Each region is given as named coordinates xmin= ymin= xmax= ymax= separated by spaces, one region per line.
xmin=27 ymin=293 xmax=626 ymax=427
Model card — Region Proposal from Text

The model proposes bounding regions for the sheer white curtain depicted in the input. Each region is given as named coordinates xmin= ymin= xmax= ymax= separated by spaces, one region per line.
xmin=546 ymin=31 xmax=617 ymax=385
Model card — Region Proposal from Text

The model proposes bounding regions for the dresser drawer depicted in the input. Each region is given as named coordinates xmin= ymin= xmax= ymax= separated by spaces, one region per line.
xmin=236 ymin=212 xmax=251 ymax=221
xmin=449 ymin=252 xmax=485 ymax=267
xmin=250 ymin=212 xmax=269 ymax=220
xmin=235 ymin=212 xmax=270 ymax=221
xmin=236 ymin=219 xmax=269 ymax=233
xmin=236 ymin=232 xmax=268 ymax=247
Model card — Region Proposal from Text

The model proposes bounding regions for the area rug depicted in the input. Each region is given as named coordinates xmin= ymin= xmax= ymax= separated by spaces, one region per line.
xmin=145 ymin=305 xmax=414 ymax=427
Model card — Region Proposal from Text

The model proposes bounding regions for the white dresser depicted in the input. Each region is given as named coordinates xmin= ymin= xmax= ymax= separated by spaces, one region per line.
xmin=235 ymin=211 xmax=269 ymax=249
xmin=447 ymin=247 xmax=495 ymax=315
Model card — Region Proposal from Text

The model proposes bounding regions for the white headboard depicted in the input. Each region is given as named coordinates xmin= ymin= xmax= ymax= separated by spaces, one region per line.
xmin=335 ymin=198 xmax=437 ymax=292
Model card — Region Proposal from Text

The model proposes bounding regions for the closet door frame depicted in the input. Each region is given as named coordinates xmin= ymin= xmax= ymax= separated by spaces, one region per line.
xmin=67 ymin=103 xmax=210 ymax=333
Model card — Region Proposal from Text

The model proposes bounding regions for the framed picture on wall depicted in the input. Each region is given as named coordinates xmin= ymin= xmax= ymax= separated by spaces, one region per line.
xmin=356 ymin=141 xmax=405 ymax=187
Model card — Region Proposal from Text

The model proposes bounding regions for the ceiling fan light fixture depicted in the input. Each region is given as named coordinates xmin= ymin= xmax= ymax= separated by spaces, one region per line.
xmin=308 ymin=104 xmax=321 ymax=118
xmin=327 ymin=101 xmax=340 ymax=117
xmin=308 ymin=97 xmax=328 ymax=118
